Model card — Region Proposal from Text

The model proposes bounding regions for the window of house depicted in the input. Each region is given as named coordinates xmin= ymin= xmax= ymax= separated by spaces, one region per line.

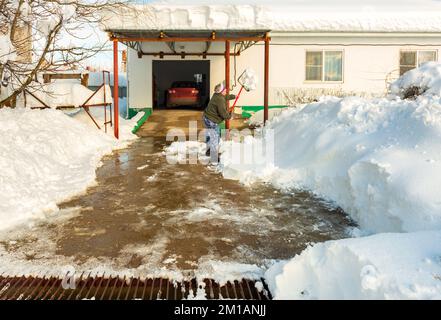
xmin=400 ymin=50 xmax=437 ymax=75
xmin=306 ymin=51 xmax=343 ymax=82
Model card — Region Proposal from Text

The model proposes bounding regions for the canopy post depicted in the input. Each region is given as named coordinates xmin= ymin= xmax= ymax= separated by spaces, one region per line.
xmin=113 ymin=39 xmax=119 ymax=139
xmin=225 ymin=40 xmax=231 ymax=130
xmin=264 ymin=34 xmax=270 ymax=125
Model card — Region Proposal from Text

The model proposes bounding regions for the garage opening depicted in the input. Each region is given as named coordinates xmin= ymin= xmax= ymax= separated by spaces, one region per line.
xmin=152 ymin=60 xmax=210 ymax=110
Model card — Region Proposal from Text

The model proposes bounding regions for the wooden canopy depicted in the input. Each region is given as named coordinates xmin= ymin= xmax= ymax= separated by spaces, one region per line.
xmin=107 ymin=29 xmax=271 ymax=139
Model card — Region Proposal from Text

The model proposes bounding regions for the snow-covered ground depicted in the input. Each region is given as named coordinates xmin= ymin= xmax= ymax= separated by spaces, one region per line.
xmin=0 ymin=107 xmax=142 ymax=231
xmin=220 ymin=62 xmax=441 ymax=299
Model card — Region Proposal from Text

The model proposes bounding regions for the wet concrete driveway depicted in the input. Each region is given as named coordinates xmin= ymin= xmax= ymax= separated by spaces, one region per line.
xmin=0 ymin=110 xmax=354 ymax=277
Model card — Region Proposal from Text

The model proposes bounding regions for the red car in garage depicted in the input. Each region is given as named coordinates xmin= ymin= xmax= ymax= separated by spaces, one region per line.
xmin=166 ymin=81 xmax=201 ymax=108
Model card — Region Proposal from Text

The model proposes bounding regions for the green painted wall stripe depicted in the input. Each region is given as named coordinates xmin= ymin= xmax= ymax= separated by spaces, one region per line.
xmin=241 ymin=105 xmax=287 ymax=112
xmin=242 ymin=112 xmax=253 ymax=119
xmin=128 ymin=107 xmax=141 ymax=119
xmin=127 ymin=104 xmax=287 ymax=132
xmin=219 ymin=105 xmax=289 ymax=127
xmin=241 ymin=105 xmax=287 ymax=119
xmin=131 ymin=108 xmax=152 ymax=134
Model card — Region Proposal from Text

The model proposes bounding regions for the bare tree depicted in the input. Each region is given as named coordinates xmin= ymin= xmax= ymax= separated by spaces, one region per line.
xmin=0 ymin=0 xmax=127 ymax=107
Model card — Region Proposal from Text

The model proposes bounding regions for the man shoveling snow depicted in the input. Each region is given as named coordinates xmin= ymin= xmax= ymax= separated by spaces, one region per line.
xmin=203 ymin=81 xmax=236 ymax=162
xmin=203 ymin=69 xmax=258 ymax=163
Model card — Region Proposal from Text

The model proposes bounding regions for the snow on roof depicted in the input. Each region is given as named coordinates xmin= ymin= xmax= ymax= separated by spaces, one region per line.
xmin=102 ymin=4 xmax=441 ymax=34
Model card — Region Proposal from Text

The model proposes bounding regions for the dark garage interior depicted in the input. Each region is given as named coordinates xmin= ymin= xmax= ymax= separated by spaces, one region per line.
xmin=152 ymin=60 xmax=210 ymax=109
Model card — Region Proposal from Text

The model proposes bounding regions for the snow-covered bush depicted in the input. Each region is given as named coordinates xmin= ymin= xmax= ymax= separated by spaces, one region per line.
xmin=390 ymin=62 xmax=441 ymax=99
xmin=272 ymin=87 xmax=378 ymax=106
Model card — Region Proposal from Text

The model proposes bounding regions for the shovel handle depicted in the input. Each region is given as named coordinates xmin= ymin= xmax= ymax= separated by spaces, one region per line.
xmin=230 ymin=86 xmax=244 ymax=112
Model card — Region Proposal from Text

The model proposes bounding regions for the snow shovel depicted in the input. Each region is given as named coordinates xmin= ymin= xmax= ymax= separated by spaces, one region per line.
xmin=230 ymin=69 xmax=256 ymax=112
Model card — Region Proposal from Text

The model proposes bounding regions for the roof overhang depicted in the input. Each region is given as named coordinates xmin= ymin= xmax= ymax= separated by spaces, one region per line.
xmin=106 ymin=29 xmax=270 ymax=42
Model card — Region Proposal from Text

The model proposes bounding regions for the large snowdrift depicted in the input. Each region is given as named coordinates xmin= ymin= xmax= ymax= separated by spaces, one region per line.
xmin=222 ymin=94 xmax=441 ymax=234
xmin=0 ymin=108 xmax=140 ymax=231
xmin=221 ymin=63 xmax=441 ymax=299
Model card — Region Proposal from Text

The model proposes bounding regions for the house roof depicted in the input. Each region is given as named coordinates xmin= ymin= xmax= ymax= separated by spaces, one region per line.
xmin=101 ymin=4 xmax=441 ymax=35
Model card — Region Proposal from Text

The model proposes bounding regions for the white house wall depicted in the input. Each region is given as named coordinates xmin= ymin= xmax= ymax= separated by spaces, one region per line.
xmin=127 ymin=34 xmax=441 ymax=109
xmin=127 ymin=46 xmax=152 ymax=109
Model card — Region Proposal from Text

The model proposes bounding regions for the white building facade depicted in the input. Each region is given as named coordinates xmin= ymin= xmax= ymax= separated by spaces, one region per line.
xmin=103 ymin=4 xmax=441 ymax=114
xmin=127 ymin=33 xmax=441 ymax=110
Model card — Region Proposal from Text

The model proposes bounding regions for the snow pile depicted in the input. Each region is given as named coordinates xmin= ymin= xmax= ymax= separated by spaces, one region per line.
xmin=222 ymin=94 xmax=441 ymax=233
xmin=164 ymin=141 xmax=208 ymax=163
xmin=265 ymin=231 xmax=441 ymax=300
xmin=220 ymin=63 xmax=441 ymax=299
xmin=247 ymin=108 xmax=285 ymax=126
xmin=0 ymin=108 xmax=140 ymax=231
xmin=195 ymin=260 xmax=265 ymax=286
xmin=102 ymin=4 xmax=441 ymax=33
xmin=23 ymin=80 xmax=112 ymax=108
xmin=390 ymin=62 xmax=441 ymax=98
xmin=72 ymin=107 xmax=138 ymax=142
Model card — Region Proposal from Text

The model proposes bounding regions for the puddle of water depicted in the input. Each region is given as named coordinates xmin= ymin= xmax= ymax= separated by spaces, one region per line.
xmin=0 ymin=137 xmax=355 ymax=276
